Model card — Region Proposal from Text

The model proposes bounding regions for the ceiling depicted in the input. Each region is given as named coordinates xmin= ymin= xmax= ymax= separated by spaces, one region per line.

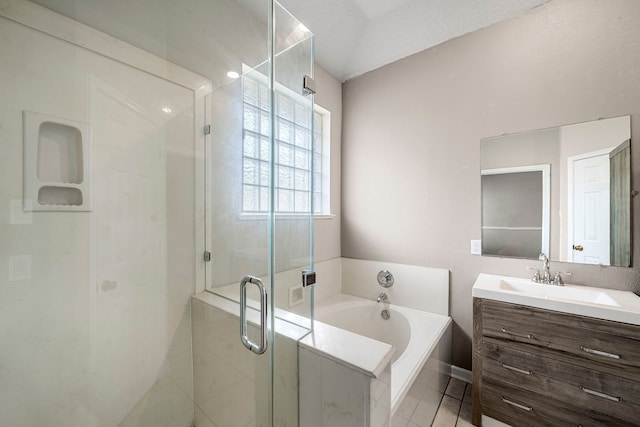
xmin=277 ymin=0 xmax=552 ymax=82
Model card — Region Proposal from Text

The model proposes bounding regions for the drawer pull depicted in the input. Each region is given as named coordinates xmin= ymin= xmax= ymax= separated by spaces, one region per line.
xmin=501 ymin=397 xmax=533 ymax=412
xmin=579 ymin=386 xmax=620 ymax=402
xmin=579 ymin=346 xmax=620 ymax=359
xmin=501 ymin=328 xmax=534 ymax=339
xmin=502 ymin=363 xmax=532 ymax=375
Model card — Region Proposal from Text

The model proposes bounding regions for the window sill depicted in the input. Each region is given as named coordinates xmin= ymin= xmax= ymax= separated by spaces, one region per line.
xmin=237 ymin=213 xmax=335 ymax=221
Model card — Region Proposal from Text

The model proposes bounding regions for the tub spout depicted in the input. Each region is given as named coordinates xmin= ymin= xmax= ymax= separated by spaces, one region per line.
xmin=377 ymin=292 xmax=387 ymax=303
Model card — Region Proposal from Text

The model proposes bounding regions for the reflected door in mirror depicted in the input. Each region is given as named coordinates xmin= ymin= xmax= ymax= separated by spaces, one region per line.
xmin=480 ymin=116 xmax=631 ymax=267
xmin=569 ymin=152 xmax=610 ymax=264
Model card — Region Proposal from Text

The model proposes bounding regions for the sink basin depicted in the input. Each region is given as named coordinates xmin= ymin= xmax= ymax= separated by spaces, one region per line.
xmin=472 ymin=273 xmax=640 ymax=325
xmin=498 ymin=278 xmax=620 ymax=306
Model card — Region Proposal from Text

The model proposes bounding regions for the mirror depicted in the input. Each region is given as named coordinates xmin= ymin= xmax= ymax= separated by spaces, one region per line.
xmin=481 ymin=116 xmax=631 ymax=267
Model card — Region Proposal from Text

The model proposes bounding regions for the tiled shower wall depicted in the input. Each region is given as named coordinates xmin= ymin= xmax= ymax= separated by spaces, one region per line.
xmin=0 ymin=4 xmax=200 ymax=425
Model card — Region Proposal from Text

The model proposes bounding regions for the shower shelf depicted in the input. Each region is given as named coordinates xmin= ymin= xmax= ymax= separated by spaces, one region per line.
xmin=23 ymin=111 xmax=92 ymax=212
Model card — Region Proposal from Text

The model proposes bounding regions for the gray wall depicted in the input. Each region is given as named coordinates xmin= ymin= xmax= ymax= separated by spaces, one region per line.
xmin=341 ymin=0 xmax=640 ymax=369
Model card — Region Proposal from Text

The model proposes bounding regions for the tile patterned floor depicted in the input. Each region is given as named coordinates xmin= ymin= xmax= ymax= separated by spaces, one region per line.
xmin=432 ymin=377 xmax=473 ymax=427
xmin=392 ymin=377 xmax=472 ymax=427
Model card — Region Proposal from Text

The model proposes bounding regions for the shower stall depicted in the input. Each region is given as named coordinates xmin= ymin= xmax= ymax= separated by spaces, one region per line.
xmin=0 ymin=0 xmax=315 ymax=425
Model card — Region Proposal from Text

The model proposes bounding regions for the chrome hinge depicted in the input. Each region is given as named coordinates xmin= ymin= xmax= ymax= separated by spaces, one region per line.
xmin=204 ymin=125 xmax=211 ymax=135
xmin=302 ymin=270 xmax=316 ymax=287
xmin=302 ymin=75 xmax=316 ymax=95
xmin=204 ymin=251 xmax=211 ymax=262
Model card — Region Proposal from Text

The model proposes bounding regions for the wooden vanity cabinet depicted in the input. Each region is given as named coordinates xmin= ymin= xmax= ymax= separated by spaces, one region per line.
xmin=472 ymin=298 xmax=640 ymax=427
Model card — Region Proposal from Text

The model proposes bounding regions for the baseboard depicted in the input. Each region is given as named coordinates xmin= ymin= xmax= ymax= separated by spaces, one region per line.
xmin=450 ymin=365 xmax=472 ymax=384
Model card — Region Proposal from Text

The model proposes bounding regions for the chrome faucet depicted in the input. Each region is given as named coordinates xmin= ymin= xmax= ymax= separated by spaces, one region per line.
xmin=539 ymin=253 xmax=551 ymax=284
xmin=528 ymin=253 xmax=570 ymax=286
xmin=552 ymin=271 xmax=565 ymax=286
xmin=377 ymin=292 xmax=387 ymax=303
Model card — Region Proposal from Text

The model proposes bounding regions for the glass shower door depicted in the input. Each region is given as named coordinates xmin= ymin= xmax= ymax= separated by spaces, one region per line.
xmin=271 ymin=3 xmax=316 ymax=326
xmin=271 ymin=4 xmax=316 ymax=425
xmin=198 ymin=1 xmax=315 ymax=426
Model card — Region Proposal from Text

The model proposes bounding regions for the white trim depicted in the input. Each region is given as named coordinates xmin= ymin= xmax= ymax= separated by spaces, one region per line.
xmin=315 ymin=104 xmax=332 ymax=215
xmin=481 ymin=164 xmax=549 ymax=176
xmin=566 ymin=147 xmax=614 ymax=262
xmin=238 ymin=213 xmax=335 ymax=221
xmin=450 ymin=365 xmax=473 ymax=384
xmin=481 ymin=164 xmax=551 ymax=256
xmin=481 ymin=226 xmax=542 ymax=231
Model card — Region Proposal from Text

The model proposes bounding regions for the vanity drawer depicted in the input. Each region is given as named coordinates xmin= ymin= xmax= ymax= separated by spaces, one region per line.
xmin=481 ymin=299 xmax=640 ymax=377
xmin=482 ymin=379 xmax=636 ymax=427
xmin=482 ymin=339 xmax=640 ymax=425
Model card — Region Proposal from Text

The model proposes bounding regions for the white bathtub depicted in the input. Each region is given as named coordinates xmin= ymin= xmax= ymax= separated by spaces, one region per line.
xmin=315 ymin=294 xmax=452 ymax=414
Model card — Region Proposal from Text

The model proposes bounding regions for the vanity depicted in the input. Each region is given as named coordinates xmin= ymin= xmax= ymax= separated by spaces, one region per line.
xmin=472 ymin=274 xmax=640 ymax=426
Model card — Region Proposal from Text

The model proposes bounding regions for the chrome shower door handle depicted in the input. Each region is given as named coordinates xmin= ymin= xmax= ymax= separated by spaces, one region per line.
xmin=240 ymin=275 xmax=268 ymax=355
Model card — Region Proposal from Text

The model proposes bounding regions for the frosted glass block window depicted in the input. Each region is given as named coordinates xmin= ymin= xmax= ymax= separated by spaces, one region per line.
xmin=242 ymin=73 xmax=328 ymax=214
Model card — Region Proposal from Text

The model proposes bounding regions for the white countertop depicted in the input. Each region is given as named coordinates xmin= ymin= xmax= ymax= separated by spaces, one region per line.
xmin=299 ymin=320 xmax=395 ymax=379
xmin=193 ymin=291 xmax=395 ymax=379
xmin=472 ymin=273 xmax=640 ymax=325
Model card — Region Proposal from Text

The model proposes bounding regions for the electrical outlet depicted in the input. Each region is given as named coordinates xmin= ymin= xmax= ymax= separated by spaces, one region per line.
xmin=470 ymin=240 xmax=482 ymax=255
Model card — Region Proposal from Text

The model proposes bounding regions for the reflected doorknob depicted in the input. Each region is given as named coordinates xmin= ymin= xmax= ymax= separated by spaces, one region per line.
xmin=572 ymin=244 xmax=584 ymax=251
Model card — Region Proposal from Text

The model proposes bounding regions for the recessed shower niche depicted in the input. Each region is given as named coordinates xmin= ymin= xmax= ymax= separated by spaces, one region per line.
xmin=23 ymin=111 xmax=91 ymax=211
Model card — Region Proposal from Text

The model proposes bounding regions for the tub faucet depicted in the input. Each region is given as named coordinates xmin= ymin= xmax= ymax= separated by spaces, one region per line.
xmin=377 ymin=292 xmax=387 ymax=303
